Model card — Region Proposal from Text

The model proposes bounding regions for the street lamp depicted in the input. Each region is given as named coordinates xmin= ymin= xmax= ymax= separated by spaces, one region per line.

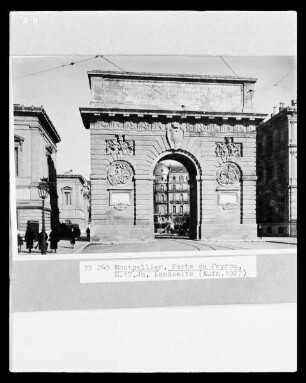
xmin=38 ymin=178 xmax=49 ymax=254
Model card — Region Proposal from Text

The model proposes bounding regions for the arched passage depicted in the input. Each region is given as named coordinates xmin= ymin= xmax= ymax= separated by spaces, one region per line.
xmin=152 ymin=151 xmax=201 ymax=240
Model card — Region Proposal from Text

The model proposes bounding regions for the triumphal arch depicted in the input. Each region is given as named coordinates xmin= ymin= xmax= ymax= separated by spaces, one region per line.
xmin=80 ymin=71 xmax=266 ymax=242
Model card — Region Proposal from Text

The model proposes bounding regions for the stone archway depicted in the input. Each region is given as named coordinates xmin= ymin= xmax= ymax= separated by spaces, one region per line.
xmin=80 ymin=70 xmax=266 ymax=242
xmin=152 ymin=150 xmax=201 ymax=240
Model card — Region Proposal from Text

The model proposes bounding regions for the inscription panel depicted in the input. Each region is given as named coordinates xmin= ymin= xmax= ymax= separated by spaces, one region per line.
xmin=218 ymin=192 xmax=238 ymax=205
xmin=92 ymin=79 xmax=243 ymax=112
xmin=110 ymin=191 xmax=131 ymax=205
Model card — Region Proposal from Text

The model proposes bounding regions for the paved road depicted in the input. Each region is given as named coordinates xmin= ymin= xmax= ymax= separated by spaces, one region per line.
xmin=78 ymin=237 xmax=297 ymax=254
xmin=18 ymin=236 xmax=296 ymax=255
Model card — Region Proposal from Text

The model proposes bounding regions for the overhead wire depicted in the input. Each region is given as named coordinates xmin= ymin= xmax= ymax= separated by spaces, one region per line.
xmin=13 ymin=54 xmax=188 ymax=110
xmin=219 ymin=56 xmax=241 ymax=78
xmin=276 ymin=84 xmax=297 ymax=93
xmin=250 ymin=83 xmax=297 ymax=94
xmin=97 ymin=55 xmax=187 ymax=110
xmin=13 ymin=55 xmax=297 ymax=109
xmin=249 ymin=66 xmax=297 ymax=94
xmin=219 ymin=56 xmax=254 ymax=112
xmin=13 ymin=55 xmax=101 ymax=80
xmin=274 ymin=66 xmax=296 ymax=86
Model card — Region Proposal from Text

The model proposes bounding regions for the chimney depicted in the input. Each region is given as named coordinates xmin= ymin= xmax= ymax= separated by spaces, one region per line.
xmin=271 ymin=106 xmax=277 ymax=117
xmin=279 ymin=102 xmax=285 ymax=111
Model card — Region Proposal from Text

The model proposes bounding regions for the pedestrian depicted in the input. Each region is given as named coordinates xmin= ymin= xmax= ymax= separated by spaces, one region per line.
xmin=17 ymin=233 xmax=23 ymax=252
xmin=258 ymin=224 xmax=263 ymax=239
xmin=70 ymin=227 xmax=76 ymax=248
xmin=86 ymin=227 xmax=90 ymax=241
xmin=49 ymin=228 xmax=60 ymax=253
xmin=24 ymin=226 xmax=34 ymax=253
xmin=170 ymin=219 xmax=175 ymax=235
xmin=75 ymin=226 xmax=81 ymax=239
xmin=38 ymin=231 xmax=48 ymax=251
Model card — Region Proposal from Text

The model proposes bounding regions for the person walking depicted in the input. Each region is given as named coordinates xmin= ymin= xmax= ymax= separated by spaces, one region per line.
xmin=86 ymin=227 xmax=90 ymax=241
xmin=38 ymin=231 xmax=48 ymax=251
xmin=49 ymin=228 xmax=60 ymax=253
xmin=169 ymin=217 xmax=175 ymax=235
xmin=70 ymin=227 xmax=76 ymax=249
xmin=17 ymin=233 xmax=24 ymax=252
xmin=24 ymin=226 xmax=34 ymax=253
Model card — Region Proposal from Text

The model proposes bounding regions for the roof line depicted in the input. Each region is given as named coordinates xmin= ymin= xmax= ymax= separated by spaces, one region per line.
xmin=87 ymin=70 xmax=257 ymax=83
xmin=57 ymin=174 xmax=87 ymax=184
xmin=79 ymin=107 xmax=267 ymax=117
xmin=14 ymin=104 xmax=61 ymax=144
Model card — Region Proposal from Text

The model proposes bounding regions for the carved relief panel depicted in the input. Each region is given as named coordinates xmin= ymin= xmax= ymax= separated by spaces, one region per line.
xmin=215 ymin=137 xmax=242 ymax=159
xmin=106 ymin=135 xmax=134 ymax=160
xmin=216 ymin=162 xmax=241 ymax=213
xmin=106 ymin=160 xmax=134 ymax=214
xmin=217 ymin=162 xmax=240 ymax=187
xmin=107 ymin=160 xmax=133 ymax=186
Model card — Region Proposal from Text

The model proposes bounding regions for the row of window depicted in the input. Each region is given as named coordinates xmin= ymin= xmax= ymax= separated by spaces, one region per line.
xmin=157 ymin=205 xmax=185 ymax=215
xmin=156 ymin=175 xmax=189 ymax=182
xmin=155 ymin=193 xmax=188 ymax=203
xmin=154 ymin=184 xmax=189 ymax=192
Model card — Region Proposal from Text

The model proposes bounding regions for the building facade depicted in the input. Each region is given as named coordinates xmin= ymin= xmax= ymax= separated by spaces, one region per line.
xmin=57 ymin=173 xmax=91 ymax=231
xmin=154 ymin=161 xmax=190 ymax=233
xmin=14 ymin=104 xmax=61 ymax=235
xmin=257 ymin=100 xmax=297 ymax=236
xmin=80 ymin=71 xmax=266 ymax=242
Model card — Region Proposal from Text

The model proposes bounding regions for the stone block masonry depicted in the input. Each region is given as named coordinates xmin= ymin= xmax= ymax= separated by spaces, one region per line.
xmin=80 ymin=71 xmax=266 ymax=242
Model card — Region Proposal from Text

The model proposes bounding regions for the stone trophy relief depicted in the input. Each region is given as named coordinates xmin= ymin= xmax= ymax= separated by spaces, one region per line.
xmin=106 ymin=134 xmax=134 ymax=160
xmin=107 ymin=160 xmax=133 ymax=186
xmin=215 ymin=137 xmax=242 ymax=160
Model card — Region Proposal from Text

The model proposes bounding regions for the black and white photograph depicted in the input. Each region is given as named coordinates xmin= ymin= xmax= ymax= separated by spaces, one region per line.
xmin=9 ymin=11 xmax=297 ymax=372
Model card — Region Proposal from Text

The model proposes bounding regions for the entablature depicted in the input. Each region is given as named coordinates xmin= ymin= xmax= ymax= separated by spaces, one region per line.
xmin=80 ymin=107 xmax=267 ymax=130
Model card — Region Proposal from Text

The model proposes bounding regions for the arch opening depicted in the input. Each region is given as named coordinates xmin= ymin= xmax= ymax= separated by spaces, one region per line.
xmin=153 ymin=152 xmax=200 ymax=239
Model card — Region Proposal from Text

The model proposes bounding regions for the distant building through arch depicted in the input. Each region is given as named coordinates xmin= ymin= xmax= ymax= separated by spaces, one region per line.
xmin=153 ymin=160 xmax=190 ymax=236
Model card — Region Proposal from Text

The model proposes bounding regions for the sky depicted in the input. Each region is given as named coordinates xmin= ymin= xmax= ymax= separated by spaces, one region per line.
xmin=12 ymin=55 xmax=297 ymax=179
